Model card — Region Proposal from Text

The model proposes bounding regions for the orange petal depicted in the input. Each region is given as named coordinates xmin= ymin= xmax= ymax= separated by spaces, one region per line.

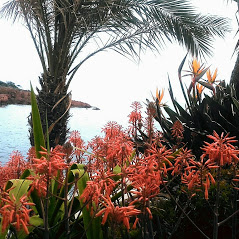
xmin=132 ymin=217 xmax=139 ymax=229
xmin=146 ymin=207 xmax=153 ymax=220
xmin=204 ymin=184 xmax=208 ymax=200
xmin=206 ymin=69 xmax=212 ymax=83
xmin=208 ymin=173 xmax=216 ymax=185
xmin=101 ymin=209 xmax=110 ymax=225
xmin=20 ymin=219 xmax=29 ymax=234
xmin=16 ymin=214 xmax=20 ymax=231
xmin=212 ymin=68 xmax=218 ymax=83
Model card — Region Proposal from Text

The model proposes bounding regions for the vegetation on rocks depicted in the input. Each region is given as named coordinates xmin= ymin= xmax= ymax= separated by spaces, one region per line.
xmin=0 ymin=84 xmax=92 ymax=108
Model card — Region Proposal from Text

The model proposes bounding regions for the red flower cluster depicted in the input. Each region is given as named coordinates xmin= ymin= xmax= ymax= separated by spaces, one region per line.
xmin=68 ymin=130 xmax=86 ymax=163
xmin=86 ymin=121 xmax=134 ymax=173
xmin=128 ymin=101 xmax=143 ymax=137
xmin=0 ymin=190 xmax=34 ymax=234
xmin=171 ymin=120 xmax=184 ymax=140
xmin=31 ymin=146 xmax=67 ymax=178
xmin=95 ymin=195 xmax=141 ymax=230
xmin=0 ymin=151 xmax=28 ymax=188
xmin=2 ymin=99 xmax=239 ymax=235
xmin=201 ymin=131 xmax=239 ymax=166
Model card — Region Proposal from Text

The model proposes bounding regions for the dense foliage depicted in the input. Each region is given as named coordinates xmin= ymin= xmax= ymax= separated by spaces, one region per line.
xmin=0 ymin=81 xmax=21 ymax=89
xmin=1 ymin=0 xmax=230 ymax=148
xmin=1 ymin=58 xmax=239 ymax=239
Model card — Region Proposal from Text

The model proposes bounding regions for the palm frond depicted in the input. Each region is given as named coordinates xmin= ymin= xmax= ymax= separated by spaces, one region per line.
xmin=1 ymin=0 xmax=231 ymax=79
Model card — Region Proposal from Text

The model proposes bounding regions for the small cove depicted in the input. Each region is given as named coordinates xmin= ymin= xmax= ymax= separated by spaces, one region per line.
xmin=0 ymin=104 xmax=130 ymax=163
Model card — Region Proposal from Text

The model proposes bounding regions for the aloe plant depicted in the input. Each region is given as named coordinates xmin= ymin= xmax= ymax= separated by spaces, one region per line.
xmin=153 ymin=57 xmax=239 ymax=159
xmin=150 ymin=57 xmax=239 ymax=239
xmin=0 ymin=86 xmax=103 ymax=239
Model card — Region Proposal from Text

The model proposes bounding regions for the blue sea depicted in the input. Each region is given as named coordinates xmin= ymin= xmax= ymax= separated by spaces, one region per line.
xmin=0 ymin=104 xmax=131 ymax=163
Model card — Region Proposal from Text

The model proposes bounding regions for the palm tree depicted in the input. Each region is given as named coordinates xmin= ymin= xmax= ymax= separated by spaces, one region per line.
xmin=230 ymin=0 xmax=239 ymax=92
xmin=1 ymin=0 xmax=230 ymax=148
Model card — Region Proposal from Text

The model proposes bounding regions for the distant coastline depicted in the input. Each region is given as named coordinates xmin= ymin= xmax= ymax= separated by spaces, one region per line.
xmin=0 ymin=84 xmax=99 ymax=109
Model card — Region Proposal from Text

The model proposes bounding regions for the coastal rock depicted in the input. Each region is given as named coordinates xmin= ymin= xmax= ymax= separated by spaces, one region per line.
xmin=0 ymin=86 xmax=93 ymax=108
xmin=92 ymin=106 xmax=100 ymax=110
xmin=0 ymin=87 xmax=31 ymax=105
xmin=71 ymin=100 xmax=91 ymax=108
xmin=0 ymin=94 xmax=9 ymax=103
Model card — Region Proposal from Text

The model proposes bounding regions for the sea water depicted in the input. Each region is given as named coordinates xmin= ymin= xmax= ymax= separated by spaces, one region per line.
xmin=0 ymin=104 xmax=131 ymax=163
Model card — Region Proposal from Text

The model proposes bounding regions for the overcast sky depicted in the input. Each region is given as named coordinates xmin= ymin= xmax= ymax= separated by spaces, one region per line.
xmin=0 ymin=0 xmax=238 ymax=112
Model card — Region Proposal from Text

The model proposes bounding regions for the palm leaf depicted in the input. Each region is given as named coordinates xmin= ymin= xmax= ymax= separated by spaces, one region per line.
xmin=1 ymin=0 xmax=230 ymax=78
xmin=30 ymin=83 xmax=46 ymax=158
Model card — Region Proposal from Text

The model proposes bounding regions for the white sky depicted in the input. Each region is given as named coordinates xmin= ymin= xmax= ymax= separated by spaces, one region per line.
xmin=0 ymin=0 xmax=238 ymax=113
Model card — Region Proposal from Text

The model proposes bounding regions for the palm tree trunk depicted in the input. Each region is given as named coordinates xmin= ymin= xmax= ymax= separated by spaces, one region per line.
xmin=29 ymin=72 xmax=70 ymax=148
xmin=230 ymin=54 xmax=239 ymax=95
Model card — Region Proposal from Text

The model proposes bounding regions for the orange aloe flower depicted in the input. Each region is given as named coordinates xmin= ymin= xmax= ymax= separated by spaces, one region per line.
xmin=0 ymin=191 xmax=35 ymax=234
xmin=201 ymin=131 xmax=239 ymax=166
xmin=69 ymin=130 xmax=86 ymax=163
xmin=80 ymin=180 xmax=102 ymax=211
xmin=0 ymin=151 xmax=29 ymax=187
xmin=95 ymin=195 xmax=141 ymax=230
xmin=171 ymin=120 xmax=184 ymax=140
xmin=27 ymin=147 xmax=36 ymax=163
xmin=27 ymin=174 xmax=47 ymax=197
xmin=171 ymin=148 xmax=195 ymax=176
xmin=129 ymin=169 xmax=162 ymax=202
xmin=80 ymin=170 xmax=118 ymax=211
xmin=129 ymin=101 xmax=142 ymax=122
xmin=31 ymin=146 xmax=67 ymax=178
xmin=128 ymin=102 xmax=143 ymax=138
xmin=128 ymin=111 xmax=142 ymax=125
xmin=181 ymin=159 xmax=217 ymax=200
xmin=145 ymin=143 xmax=174 ymax=173
xmin=128 ymin=162 xmax=162 ymax=220
xmin=102 ymin=121 xmax=123 ymax=140
xmin=106 ymin=134 xmax=133 ymax=166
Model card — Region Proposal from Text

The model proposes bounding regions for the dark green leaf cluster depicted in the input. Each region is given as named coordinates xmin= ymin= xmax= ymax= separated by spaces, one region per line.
xmin=154 ymin=80 xmax=239 ymax=158
xmin=0 ymin=80 xmax=21 ymax=89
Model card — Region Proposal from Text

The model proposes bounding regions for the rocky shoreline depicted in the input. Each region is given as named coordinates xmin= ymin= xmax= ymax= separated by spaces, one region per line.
xmin=0 ymin=86 xmax=97 ymax=109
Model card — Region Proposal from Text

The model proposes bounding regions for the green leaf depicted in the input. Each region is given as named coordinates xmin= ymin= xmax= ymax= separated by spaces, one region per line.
xmin=17 ymin=216 xmax=44 ymax=239
xmin=74 ymin=165 xmax=103 ymax=239
xmin=195 ymin=67 xmax=210 ymax=81
xmin=198 ymin=80 xmax=215 ymax=92
xmin=20 ymin=169 xmax=33 ymax=179
xmin=178 ymin=53 xmax=187 ymax=78
xmin=113 ymin=164 xmax=121 ymax=175
xmin=29 ymin=188 xmax=43 ymax=218
xmin=168 ymin=77 xmax=179 ymax=114
xmin=0 ymin=217 xmax=8 ymax=239
xmin=178 ymin=55 xmax=191 ymax=112
xmin=49 ymin=164 xmax=84 ymax=226
xmin=112 ymin=164 xmax=121 ymax=181
xmin=30 ymin=83 xmax=45 ymax=158
xmin=6 ymin=179 xmax=32 ymax=201
xmin=111 ymin=185 xmax=134 ymax=202
xmin=45 ymin=111 xmax=50 ymax=153
xmin=173 ymin=100 xmax=191 ymax=122
xmin=232 ymin=97 xmax=239 ymax=110
xmin=163 ymin=106 xmax=179 ymax=123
